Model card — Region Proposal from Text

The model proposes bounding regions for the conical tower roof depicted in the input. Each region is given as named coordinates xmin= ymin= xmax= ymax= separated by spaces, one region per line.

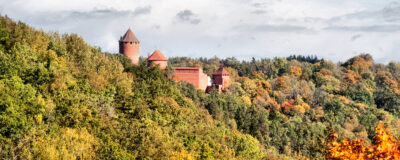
xmin=119 ymin=28 xmax=139 ymax=43
xmin=148 ymin=50 xmax=168 ymax=61
xmin=212 ymin=66 xmax=230 ymax=75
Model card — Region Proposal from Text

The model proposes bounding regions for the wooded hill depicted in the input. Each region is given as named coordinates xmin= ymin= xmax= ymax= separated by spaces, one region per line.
xmin=1 ymin=15 xmax=400 ymax=159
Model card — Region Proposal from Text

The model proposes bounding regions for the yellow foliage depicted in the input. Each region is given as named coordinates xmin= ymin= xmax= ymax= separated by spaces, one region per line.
xmin=49 ymin=56 xmax=76 ymax=91
xmin=87 ymin=71 xmax=108 ymax=91
xmin=294 ymin=105 xmax=306 ymax=114
xmin=169 ymin=149 xmax=194 ymax=160
xmin=241 ymin=96 xmax=252 ymax=106
xmin=294 ymin=103 xmax=310 ymax=114
xmin=34 ymin=114 xmax=43 ymax=124
xmin=23 ymin=128 xmax=97 ymax=159
xmin=252 ymin=70 xmax=266 ymax=80
xmin=301 ymin=103 xmax=310 ymax=110
xmin=225 ymin=67 xmax=239 ymax=82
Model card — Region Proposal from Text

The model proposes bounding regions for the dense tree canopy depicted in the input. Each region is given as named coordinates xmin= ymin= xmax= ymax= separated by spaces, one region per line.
xmin=1 ymin=15 xmax=400 ymax=159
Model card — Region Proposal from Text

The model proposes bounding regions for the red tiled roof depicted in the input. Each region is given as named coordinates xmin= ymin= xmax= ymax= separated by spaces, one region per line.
xmin=119 ymin=29 xmax=139 ymax=43
xmin=148 ymin=50 xmax=168 ymax=61
xmin=212 ymin=66 xmax=230 ymax=75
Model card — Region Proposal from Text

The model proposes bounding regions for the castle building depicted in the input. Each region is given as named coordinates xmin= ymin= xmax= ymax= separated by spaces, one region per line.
xmin=206 ymin=66 xmax=231 ymax=92
xmin=174 ymin=67 xmax=210 ymax=91
xmin=119 ymin=29 xmax=140 ymax=65
xmin=173 ymin=66 xmax=231 ymax=92
xmin=148 ymin=50 xmax=168 ymax=69
xmin=212 ymin=66 xmax=231 ymax=89
xmin=118 ymin=29 xmax=230 ymax=92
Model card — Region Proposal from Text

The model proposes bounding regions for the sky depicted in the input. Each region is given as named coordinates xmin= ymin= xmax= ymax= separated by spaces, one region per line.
xmin=0 ymin=0 xmax=400 ymax=63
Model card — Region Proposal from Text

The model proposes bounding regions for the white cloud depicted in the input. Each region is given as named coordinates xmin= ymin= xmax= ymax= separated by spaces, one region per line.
xmin=0 ymin=0 xmax=399 ymax=63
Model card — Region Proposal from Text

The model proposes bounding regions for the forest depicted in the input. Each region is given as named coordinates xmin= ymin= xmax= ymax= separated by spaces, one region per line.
xmin=1 ymin=15 xmax=400 ymax=159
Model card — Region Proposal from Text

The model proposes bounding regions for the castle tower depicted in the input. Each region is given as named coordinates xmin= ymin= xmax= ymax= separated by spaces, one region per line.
xmin=212 ymin=66 xmax=231 ymax=91
xmin=147 ymin=50 xmax=168 ymax=69
xmin=119 ymin=29 xmax=140 ymax=64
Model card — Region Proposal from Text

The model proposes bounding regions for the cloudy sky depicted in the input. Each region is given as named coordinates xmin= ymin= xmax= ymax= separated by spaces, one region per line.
xmin=1 ymin=0 xmax=400 ymax=63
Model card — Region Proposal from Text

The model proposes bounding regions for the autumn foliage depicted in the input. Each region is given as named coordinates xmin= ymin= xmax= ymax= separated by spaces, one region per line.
xmin=5 ymin=15 xmax=400 ymax=159
xmin=326 ymin=122 xmax=400 ymax=159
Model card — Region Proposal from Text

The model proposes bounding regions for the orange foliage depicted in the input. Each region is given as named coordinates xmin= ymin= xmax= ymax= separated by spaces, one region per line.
xmin=326 ymin=122 xmax=400 ymax=159
xmin=355 ymin=103 xmax=368 ymax=109
xmin=261 ymin=80 xmax=272 ymax=93
xmin=290 ymin=66 xmax=302 ymax=77
xmin=350 ymin=56 xmax=372 ymax=74
xmin=342 ymin=71 xmax=362 ymax=89
xmin=275 ymin=76 xmax=289 ymax=91
xmin=255 ymin=80 xmax=272 ymax=95
xmin=268 ymin=98 xmax=281 ymax=110
xmin=319 ymin=69 xmax=333 ymax=76
xmin=339 ymin=96 xmax=350 ymax=104
xmin=282 ymin=99 xmax=295 ymax=113
xmin=343 ymin=72 xmax=361 ymax=84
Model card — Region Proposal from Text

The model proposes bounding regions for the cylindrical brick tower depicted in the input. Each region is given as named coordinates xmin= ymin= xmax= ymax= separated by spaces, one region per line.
xmin=147 ymin=50 xmax=168 ymax=69
xmin=119 ymin=28 xmax=140 ymax=65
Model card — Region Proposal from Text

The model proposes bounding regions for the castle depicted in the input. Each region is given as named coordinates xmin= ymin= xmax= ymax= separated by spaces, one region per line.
xmin=119 ymin=29 xmax=230 ymax=91
xmin=119 ymin=29 xmax=167 ymax=68
xmin=207 ymin=66 xmax=231 ymax=92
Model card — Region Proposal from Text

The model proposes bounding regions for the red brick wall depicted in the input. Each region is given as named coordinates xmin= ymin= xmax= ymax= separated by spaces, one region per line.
xmin=175 ymin=68 xmax=200 ymax=88
xmin=119 ymin=41 xmax=139 ymax=65
xmin=175 ymin=68 xmax=209 ymax=91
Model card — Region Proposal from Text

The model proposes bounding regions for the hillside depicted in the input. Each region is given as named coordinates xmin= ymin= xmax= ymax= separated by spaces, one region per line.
xmin=1 ymin=15 xmax=400 ymax=159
